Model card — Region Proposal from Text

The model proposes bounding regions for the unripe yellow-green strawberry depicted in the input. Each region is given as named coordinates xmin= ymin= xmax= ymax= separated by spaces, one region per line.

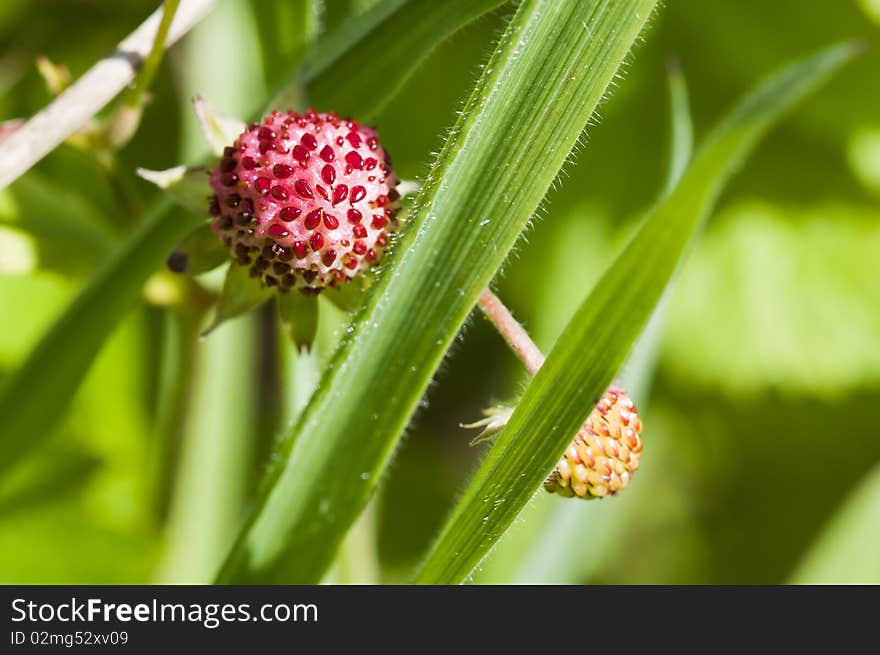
xmin=544 ymin=385 xmax=643 ymax=499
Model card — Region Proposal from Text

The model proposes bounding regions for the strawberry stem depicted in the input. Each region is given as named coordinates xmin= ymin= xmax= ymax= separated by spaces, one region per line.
xmin=477 ymin=288 xmax=545 ymax=376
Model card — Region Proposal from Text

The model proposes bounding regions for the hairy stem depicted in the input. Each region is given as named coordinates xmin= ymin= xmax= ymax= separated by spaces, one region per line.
xmin=477 ymin=288 xmax=545 ymax=375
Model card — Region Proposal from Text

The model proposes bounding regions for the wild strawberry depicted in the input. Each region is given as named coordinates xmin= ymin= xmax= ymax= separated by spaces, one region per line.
xmin=544 ymin=385 xmax=643 ymax=499
xmin=208 ymin=109 xmax=399 ymax=294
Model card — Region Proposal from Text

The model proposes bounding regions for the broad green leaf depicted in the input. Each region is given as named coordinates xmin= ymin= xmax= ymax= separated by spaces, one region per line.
xmin=136 ymin=165 xmax=212 ymax=217
xmin=414 ymin=42 xmax=860 ymax=584
xmin=0 ymin=0 xmax=479 ymax=474
xmin=277 ymin=291 xmax=319 ymax=351
xmin=166 ymin=223 xmax=226 ymax=274
xmin=202 ymin=263 xmax=272 ymax=336
xmin=790 ymin=462 xmax=880 ymax=584
xmin=216 ymin=0 xmax=659 ymax=584
xmin=268 ymin=0 xmax=405 ymax=109
xmin=0 ymin=198 xmax=199 ymax=475
xmin=302 ymin=0 xmax=405 ymax=79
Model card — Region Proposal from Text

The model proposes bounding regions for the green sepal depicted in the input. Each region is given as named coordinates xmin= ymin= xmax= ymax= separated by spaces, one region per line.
xmin=166 ymin=223 xmax=227 ymax=275
xmin=137 ymin=165 xmax=211 ymax=216
xmin=192 ymin=95 xmax=246 ymax=156
xmin=277 ymin=290 xmax=319 ymax=352
xmin=202 ymin=262 xmax=272 ymax=336
xmin=322 ymin=277 xmax=367 ymax=313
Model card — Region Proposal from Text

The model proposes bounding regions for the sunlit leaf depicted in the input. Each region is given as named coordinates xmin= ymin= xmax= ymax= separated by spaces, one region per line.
xmin=662 ymin=201 xmax=880 ymax=395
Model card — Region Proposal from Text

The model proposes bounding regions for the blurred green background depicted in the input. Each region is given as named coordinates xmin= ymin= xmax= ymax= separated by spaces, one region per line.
xmin=1 ymin=0 xmax=879 ymax=583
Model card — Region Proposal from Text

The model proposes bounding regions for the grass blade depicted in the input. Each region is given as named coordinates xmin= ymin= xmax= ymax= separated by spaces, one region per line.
xmin=217 ymin=0 xmax=659 ymax=583
xmin=253 ymin=0 xmax=323 ymax=80
xmin=0 ymin=199 xmax=197 ymax=474
xmin=414 ymin=41 xmax=861 ymax=584
xmin=305 ymin=0 xmax=507 ymax=120
xmin=154 ymin=316 xmax=260 ymax=583
xmin=475 ymin=61 xmax=697 ymax=584
xmin=790 ymin=463 xmax=880 ymax=584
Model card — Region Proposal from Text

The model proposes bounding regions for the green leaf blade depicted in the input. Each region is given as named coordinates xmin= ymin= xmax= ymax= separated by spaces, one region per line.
xmin=0 ymin=199 xmax=199 ymax=474
xmin=305 ymin=0 xmax=507 ymax=120
xmin=414 ymin=41 xmax=861 ymax=585
xmin=218 ymin=0 xmax=659 ymax=584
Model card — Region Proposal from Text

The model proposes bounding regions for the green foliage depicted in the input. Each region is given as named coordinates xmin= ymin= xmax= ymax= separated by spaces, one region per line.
xmin=0 ymin=0 xmax=878 ymax=585
xmin=305 ymin=0 xmax=508 ymax=119
xmin=414 ymin=43 xmax=859 ymax=584
xmin=217 ymin=0 xmax=658 ymax=583
xmin=0 ymin=199 xmax=197 ymax=475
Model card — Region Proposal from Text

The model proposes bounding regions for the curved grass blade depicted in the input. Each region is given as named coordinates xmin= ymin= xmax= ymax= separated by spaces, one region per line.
xmin=0 ymin=198 xmax=198 ymax=474
xmin=217 ymin=0 xmax=659 ymax=584
xmin=414 ymin=41 xmax=861 ymax=584
xmin=790 ymin=463 xmax=880 ymax=584
xmin=474 ymin=61 xmax=697 ymax=584
xmin=0 ymin=1 xmax=489 ymax=475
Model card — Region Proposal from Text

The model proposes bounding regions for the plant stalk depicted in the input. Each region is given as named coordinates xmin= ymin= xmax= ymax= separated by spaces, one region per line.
xmin=477 ymin=288 xmax=545 ymax=376
xmin=108 ymin=0 xmax=182 ymax=147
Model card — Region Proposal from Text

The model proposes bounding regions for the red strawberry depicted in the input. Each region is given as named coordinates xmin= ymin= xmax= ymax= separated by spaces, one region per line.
xmin=209 ymin=109 xmax=399 ymax=294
